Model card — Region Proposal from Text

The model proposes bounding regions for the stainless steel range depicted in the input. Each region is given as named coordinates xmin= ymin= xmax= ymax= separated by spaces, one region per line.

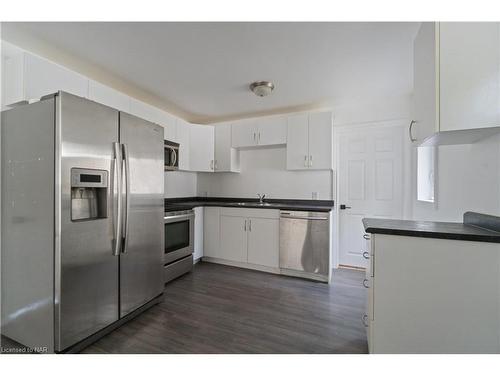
xmin=164 ymin=209 xmax=194 ymax=283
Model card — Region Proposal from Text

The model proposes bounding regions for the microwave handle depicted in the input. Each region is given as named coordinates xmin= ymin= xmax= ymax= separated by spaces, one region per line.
xmin=172 ymin=148 xmax=177 ymax=167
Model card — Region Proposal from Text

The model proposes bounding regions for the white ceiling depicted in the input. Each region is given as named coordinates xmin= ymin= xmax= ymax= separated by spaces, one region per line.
xmin=1 ymin=22 xmax=419 ymax=123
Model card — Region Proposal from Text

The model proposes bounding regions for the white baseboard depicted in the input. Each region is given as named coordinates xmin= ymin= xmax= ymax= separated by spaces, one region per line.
xmin=201 ymin=257 xmax=280 ymax=275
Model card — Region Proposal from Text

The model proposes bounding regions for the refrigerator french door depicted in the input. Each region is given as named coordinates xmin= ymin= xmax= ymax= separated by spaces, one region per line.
xmin=119 ymin=112 xmax=164 ymax=317
xmin=59 ymin=94 xmax=164 ymax=350
xmin=57 ymin=92 xmax=121 ymax=350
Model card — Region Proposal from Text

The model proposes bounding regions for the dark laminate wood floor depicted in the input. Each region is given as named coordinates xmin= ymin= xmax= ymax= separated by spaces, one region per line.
xmin=2 ymin=262 xmax=368 ymax=354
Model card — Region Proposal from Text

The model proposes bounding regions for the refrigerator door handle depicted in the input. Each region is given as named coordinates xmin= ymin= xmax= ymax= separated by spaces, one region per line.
xmin=122 ymin=143 xmax=131 ymax=253
xmin=113 ymin=142 xmax=123 ymax=256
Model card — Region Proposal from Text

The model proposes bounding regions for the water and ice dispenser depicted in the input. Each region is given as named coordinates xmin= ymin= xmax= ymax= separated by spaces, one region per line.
xmin=71 ymin=168 xmax=108 ymax=221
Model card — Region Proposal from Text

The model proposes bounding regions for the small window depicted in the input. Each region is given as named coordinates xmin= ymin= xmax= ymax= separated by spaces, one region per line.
xmin=417 ymin=146 xmax=436 ymax=203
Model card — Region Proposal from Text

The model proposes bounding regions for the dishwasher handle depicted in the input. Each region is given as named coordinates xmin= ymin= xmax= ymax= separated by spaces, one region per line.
xmin=280 ymin=213 xmax=328 ymax=221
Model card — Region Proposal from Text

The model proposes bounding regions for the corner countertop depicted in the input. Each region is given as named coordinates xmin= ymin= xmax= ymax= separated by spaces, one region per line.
xmin=164 ymin=197 xmax=334 ymax=213
xmin=362 ymin=212 xmax=500 ymax=243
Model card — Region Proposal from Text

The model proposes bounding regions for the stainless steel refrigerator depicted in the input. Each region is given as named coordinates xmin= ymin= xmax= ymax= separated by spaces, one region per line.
xmin=1 ymin=91 xmax=164 ymax=352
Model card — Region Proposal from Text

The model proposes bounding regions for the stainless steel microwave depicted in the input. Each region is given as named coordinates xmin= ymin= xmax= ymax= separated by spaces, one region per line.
xmin=164 ymin=140 xmax=179 ymax=171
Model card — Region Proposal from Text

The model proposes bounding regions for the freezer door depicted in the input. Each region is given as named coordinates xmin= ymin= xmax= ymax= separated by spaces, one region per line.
xmin=119 ymin=112 xmax=164 ymax=317
xmin=56 ymin=92 xmax=120 ymax=351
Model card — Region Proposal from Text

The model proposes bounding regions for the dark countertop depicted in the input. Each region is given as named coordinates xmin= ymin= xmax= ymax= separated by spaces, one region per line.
xmin=164 ymin=197 xmax=334 ymax=213
xmin=363 ymin=212 xmax=500 ymax=243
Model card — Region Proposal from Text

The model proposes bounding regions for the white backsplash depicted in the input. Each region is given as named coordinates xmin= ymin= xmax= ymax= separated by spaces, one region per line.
xmin=164 ymin=171 xmax=198 ymax=198
xmin=197 ymin=147 xmax=334 ymax=200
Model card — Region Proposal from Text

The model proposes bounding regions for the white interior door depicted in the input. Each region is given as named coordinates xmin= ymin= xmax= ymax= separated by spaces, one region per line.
xmin=338 ymin=122 xmax=404 ymax=268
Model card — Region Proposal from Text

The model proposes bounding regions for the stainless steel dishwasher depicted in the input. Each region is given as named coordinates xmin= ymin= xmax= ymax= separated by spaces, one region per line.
xmin=279 ymin=210 xmax=330 ymax=282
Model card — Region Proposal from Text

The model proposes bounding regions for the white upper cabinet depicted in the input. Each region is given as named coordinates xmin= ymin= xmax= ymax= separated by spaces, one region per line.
xmin=286 ymin=111 xmax=333 ymax=170
xmin=129 ymin=98 xmax=162 ymax=125
xmin=189 ymin=124 xmax=215 ymax=172
xmin=231 ymin=119 xmax=257 ymax=148
xmin=214 ymin=123 xmax=240 ymax=172
xmin=286 ymin=113 xmax=310 ymax=170
xmin=3 ymin=53 xmax=88 ymax=106
xmin=413 ymin=22 xmax=439 ymax=144
xmin=308 ymin=112 xmax=333 ymax=170
xmin=88 ymin=80 xmax=130 ymax=112
xmin=255 ymin=116 xmax=287 ymax=146
xmin=231 ymin=116 xmax=287 ymax=148
xmin=176 ymin=119 xmax=191 ymax=171
xmin=3 ymin=52 xmax=25 ymax=107
xmin=161 ymin=115 xmax=177 ymax=142
xmin=439 ymin=22 xmax=500 ymax=131
xmin=412 ymin=22 xmax=500 ymax=146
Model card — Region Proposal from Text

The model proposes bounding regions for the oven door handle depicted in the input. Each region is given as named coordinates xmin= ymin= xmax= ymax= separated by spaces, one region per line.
xmin=164 ymin=213 xmax=195 ymax=222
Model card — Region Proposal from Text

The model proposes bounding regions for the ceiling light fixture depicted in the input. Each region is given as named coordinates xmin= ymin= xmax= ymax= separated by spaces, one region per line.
xmin=250 ymin=81 xmax=275 ymax=97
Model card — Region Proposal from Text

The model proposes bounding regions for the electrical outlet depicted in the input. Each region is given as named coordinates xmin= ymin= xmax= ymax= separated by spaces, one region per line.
xmin=312 ymin=192 xmax=318 ymax=200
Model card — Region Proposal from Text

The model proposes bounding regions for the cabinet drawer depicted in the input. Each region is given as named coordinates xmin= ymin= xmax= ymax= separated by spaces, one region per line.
xmin=219 ymin=207 xmax=279 ymax=219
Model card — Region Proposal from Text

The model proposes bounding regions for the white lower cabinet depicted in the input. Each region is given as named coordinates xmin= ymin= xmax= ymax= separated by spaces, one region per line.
xmin=203 ymin=208 xmax=280 ymax=271
xmin=247 ymin=218 xmax=279 ymax=268
xmin=366 ymin=233 xmax=500 ymax=354
xmin=193 ymin=207 xmax=204 ymax=261
xmin=219 ymin=215 xmax=248 ymax=262
xmin=203 ymin=207 xmax=220 ymax=258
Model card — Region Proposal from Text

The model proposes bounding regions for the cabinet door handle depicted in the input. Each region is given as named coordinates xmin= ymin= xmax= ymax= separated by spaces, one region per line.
xmin=362 ymin=251 xmax=370 ymax=260
xmin=258 ymin=132 xmax=261 ymax=143
xmin=244 ymin=220 xmax=247 ymax=231
xmin=304 ymin=155 xmax=308 ymax=167
xmin=363 ymin=234 xmax=371 ymax=240
xmin=363 ymin=278 xmax=370 ymax=288
xmin=253 ymin=133 xmax=256 ymax=143
xmin=210 ymin=160 xmax=213 ymax=170
xmin=248 ymin=219 xmax=252 ymax=232
xmin=309 ymin=154 xmax=313 ymax=167
xmin=214 ymin=160 xmax=217 ymax=171
xmin=362 ymin=314 xmax=369 ymax=327
xmin=409 ymin=120 xmax=417 ymax=142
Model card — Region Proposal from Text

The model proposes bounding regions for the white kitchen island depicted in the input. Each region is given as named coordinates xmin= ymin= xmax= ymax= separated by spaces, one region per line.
xmin=362 ymin=213 xmax=500 ymax=353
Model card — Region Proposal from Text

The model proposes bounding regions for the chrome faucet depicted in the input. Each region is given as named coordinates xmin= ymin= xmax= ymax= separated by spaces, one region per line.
xmin=257 ymin=193 xmax=266 ymax=204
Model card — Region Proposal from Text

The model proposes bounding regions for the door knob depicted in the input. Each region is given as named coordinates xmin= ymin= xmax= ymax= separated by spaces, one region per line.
xmin=340 ymin=204 xmax=351 ymax=210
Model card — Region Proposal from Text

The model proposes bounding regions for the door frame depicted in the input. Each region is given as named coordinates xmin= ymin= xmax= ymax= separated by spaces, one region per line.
xmin=332 ymin=119 xmax=412 ymax=269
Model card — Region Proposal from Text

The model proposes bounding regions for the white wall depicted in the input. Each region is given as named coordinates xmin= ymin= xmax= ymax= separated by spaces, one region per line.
xmin=412 ymin=135 xmax=500 ymax=222
xmin=164 ymin=171 xmax=198 ymax=198
xmin=197 ymin=147 xmax=334 ymax=200
xmin=332 ymin=94 xmax=412 ymax=126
